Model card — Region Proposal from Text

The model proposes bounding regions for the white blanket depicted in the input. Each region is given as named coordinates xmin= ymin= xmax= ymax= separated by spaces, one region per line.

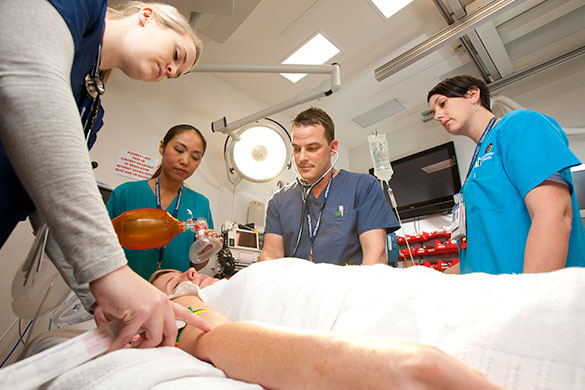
xmin=201 ymin=259 xmax=585 ymax=390
xmin=44 ymin=259 xmax=585 ymax=389
xmin=43 ymin=347 xmax=261 ymax=390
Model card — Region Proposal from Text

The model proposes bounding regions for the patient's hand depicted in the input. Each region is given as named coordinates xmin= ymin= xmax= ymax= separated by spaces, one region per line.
xmin=383 ymin=340 xmax=503 ymax=390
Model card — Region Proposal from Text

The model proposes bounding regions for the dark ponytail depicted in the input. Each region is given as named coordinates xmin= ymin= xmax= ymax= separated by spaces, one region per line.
xmin=427 ymin=75 xmax=491 ymax=111
xmin=151 ymin=124 xmax=207 ymax=179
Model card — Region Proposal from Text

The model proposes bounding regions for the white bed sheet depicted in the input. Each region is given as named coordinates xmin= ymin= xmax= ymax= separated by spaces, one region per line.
xmin=39 ymin=258 xmax=585 ymax=389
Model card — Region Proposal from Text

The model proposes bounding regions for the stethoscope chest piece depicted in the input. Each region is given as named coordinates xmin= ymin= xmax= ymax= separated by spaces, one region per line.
xmin=84 ymin=73 xmax=105 ymax=99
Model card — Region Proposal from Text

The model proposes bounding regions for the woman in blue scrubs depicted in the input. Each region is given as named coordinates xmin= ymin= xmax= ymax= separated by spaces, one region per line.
xmin=107 ymin=125 xmax=217 ymax=280
xmin=0 ymin=1 xmax=210 ymax=350
xmin=427 ymin=75 xmax=585 ymax=274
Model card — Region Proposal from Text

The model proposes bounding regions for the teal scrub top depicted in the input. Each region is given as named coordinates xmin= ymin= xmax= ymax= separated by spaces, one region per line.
xmin=107 ymin=180 xmax=214 ymax=280
xmin=460 ymin=109 xmax=585 ymax=274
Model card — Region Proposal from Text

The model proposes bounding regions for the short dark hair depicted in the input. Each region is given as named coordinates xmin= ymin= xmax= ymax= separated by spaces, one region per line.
xmin=427 ymin=75 xmax=491 ymax=111
xmin=151 ymin=124 xmax=206 ymax=179
xmin=292 ymin=107 xmax=335 ymax=143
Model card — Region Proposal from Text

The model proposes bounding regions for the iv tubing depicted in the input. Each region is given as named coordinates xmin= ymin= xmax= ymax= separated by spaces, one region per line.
xmin=385 ymin=184 xmax=416 ymax=267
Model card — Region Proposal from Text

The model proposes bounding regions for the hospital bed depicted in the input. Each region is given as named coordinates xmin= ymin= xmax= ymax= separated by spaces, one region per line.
xmin=11 ymin=258 xmax=585 ymax=389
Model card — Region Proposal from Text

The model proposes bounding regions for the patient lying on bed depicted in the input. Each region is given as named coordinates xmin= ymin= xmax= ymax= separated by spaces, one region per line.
xmin=149 ymin=265 xmax=500 ymax=390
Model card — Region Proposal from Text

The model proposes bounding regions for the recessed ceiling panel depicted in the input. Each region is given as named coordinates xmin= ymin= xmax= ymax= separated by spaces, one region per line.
xmin=351 ymin=99 xmax=406 ymax=128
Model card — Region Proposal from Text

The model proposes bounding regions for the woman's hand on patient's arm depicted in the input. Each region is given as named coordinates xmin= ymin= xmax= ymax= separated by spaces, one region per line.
xmin=170 ymin=295 xmax=231 ymax=360
xmin=90 ymin=265 xmax=212 ymax=352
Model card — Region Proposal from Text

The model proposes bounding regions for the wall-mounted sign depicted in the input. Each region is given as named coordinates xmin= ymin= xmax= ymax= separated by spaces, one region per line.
xmin=114 ymin=148 xmax=157 ymax=180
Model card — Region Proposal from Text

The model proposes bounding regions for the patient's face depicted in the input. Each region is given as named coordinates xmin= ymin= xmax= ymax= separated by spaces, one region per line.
xmin=153 ymin=268 xmax=218 ymax=295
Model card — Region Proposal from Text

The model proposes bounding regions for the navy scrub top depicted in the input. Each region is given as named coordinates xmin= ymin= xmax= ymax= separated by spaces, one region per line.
xmin=0 ymin=0 xmax=107 ymax=246
xmin=265 ymin=170 xmax=399 ymax=265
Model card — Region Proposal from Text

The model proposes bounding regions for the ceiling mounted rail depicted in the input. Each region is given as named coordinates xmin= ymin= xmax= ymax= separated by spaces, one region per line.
xmin=374 ymin=0 xmax=528 ymax=82
xmin=488 ymin=43 xmax=585 ymax=92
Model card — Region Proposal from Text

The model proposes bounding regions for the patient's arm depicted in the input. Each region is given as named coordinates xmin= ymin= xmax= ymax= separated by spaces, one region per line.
xmin=173 ymin=295 xmax=501 ymax=390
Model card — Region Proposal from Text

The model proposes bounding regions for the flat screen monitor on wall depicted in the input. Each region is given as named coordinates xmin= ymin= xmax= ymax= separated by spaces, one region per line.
xmin=379 ymin=141 xmax=462 ymax=220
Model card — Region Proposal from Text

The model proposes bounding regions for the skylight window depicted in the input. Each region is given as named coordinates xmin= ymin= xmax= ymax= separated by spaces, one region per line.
xmin=281 ymin=33 xmax=340 ymax=83
xmin=369 ymin=0 xmax=413 ymax=19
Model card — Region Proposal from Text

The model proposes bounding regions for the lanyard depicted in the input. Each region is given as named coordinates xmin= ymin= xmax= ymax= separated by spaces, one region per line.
xmin=461 ymin=117 xmax=497 ymax=190
xmin=305 ymin=171 xmax=333 ymax=261
xmin=155 ymin=177 xmax=183 ymax=268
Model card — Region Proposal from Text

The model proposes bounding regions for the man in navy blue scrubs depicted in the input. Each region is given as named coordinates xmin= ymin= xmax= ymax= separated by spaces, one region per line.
xmin=259 ymin=107 xmax=399 ymax=265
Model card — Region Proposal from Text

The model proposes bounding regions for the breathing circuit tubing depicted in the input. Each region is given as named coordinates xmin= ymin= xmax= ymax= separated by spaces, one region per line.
xmin=291 ymin=149 xmax=339 ymax=256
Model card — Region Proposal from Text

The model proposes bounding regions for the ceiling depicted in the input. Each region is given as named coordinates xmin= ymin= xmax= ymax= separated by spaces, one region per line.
xmin=165 ymin=0 xmax=585 ymax=151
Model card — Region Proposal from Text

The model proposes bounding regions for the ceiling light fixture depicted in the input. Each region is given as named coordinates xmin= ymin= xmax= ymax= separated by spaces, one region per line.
xmin=224 ymin=119 xmax=291 ymax=186
xmin=369 ymin=0 xmax=414 ymax=19
xmin=281 ymin=33 xmax=340 ymax=83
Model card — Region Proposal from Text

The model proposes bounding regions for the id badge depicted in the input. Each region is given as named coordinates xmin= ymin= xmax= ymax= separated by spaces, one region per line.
xmin=450 ymin=194 xmax=466 ymax=241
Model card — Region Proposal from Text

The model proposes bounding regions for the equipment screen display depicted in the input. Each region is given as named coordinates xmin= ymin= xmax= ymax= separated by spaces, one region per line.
xmin=236 ymin=230 xmax=258 ymax=250
xmin=377 ymin=141 xmax=461 ymax=220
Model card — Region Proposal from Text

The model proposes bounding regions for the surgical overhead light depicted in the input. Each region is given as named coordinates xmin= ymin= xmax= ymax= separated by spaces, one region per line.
xmin=191 ymin=63 xmax=340 ymax=186
xmin=224 ymin=119 xmax=291 ymax=186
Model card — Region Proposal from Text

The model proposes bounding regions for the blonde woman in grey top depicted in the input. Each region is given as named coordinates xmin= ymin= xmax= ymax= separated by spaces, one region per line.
xmin=0 ymin=0 xmax=210 ymax=350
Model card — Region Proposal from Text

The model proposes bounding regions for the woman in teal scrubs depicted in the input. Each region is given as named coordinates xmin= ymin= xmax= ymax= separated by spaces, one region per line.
xmin=107 ymin=124 xmax=217 ymax=279
xmin=427 ymin=75 xmax=585 ymax=274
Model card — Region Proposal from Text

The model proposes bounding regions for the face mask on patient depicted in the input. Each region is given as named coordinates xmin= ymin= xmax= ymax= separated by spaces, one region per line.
xmin=168 ymin=281 xmax=201 ymax=300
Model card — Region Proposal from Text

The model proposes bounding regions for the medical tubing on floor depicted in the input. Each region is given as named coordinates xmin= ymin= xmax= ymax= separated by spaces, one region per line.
xmin=0 ymin=319 xmax=18 ymax=346
xmin=0 ymin=320 xmax=33 ymax=369
xmin=25 ymin=275 xmax=58 ymax=346
xmin=18 ymin=320 xmax=25 ymax=347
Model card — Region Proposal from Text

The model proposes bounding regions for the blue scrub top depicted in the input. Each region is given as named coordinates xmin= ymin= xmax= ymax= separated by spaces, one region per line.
xmin=460 ymin=109 xmax=585 ymax=274
xmin=107 ymin=180 xmax=214 ymax=280
xmin=0 ymin=0 xmax=107 ymax=247
xmin=265 ymin=170 xmax=399 ymax=265
xmin=50 ymin=0 xmax=107 ymax=148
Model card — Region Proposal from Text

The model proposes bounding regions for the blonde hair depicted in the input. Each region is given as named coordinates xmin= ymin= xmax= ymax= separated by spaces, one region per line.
xmin=149 ymin=268 xmax=178 ymax=284
xmin=106 ymin=1 xmax=203 ymax=68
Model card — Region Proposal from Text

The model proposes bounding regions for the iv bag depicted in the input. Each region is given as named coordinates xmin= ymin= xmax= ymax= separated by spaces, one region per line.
xmin=368 ymin=133 xmax=393 ymax=182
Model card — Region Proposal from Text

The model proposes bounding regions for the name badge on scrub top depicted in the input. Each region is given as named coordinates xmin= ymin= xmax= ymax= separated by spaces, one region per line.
xmin=450 ymin=193 xmax=466 ymax=241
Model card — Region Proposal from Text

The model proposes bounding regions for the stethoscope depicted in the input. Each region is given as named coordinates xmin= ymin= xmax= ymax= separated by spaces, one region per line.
xmin=80 ymin=44 xmax=105 ymax=148
xmin=291 ymin=149 xmax=339 ymax=257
